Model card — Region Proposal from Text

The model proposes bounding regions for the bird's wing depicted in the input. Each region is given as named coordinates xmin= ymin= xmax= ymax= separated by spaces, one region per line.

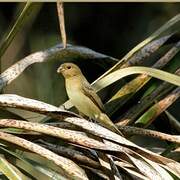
xmin=82 ymin=80 xmax=105 ymax=113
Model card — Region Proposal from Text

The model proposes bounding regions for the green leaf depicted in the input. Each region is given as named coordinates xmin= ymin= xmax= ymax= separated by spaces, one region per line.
xmin=93 ymin=66 xmax=180 ymax=91
xmin=0 ymin=155 xmax=27 ymax=180
xmin=0 ymin=146 xmax=58 ymax=180
xmin=0 ymin=2 xmax=42 ymax=59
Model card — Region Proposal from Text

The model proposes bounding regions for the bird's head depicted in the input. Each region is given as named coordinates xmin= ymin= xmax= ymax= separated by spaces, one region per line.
xmin=57 ymin=63 xmax=82 ymax=79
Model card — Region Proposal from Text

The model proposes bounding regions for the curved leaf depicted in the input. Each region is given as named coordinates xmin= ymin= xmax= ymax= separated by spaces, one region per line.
xmin=0 ymin=155 xmax=27 ymax=180
xmin=93 ymin=66 xmax=180 ymax=91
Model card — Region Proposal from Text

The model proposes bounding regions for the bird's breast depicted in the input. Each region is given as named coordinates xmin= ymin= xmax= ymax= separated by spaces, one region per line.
xmin=65 ymin=78 xmax=84 ymax=106
xmin=65 ymin=78 xmax=101 ymax=118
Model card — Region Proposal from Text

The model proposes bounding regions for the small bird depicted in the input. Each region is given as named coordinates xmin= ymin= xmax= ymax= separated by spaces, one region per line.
xmin=57 ymin=63 xmax=123 ymax=135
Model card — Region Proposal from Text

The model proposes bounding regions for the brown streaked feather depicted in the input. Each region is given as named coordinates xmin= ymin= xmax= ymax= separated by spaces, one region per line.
xmin=81 ymin=80 xmax=105 ymax=113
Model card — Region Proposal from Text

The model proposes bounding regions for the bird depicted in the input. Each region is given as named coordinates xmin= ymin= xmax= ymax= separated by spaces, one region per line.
xmin=57 ymin=63 xmax=123 ymax=135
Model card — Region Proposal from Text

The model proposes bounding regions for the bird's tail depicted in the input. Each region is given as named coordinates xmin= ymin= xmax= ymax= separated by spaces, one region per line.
xmin=96 ymin=113 xmax=123 ymax=136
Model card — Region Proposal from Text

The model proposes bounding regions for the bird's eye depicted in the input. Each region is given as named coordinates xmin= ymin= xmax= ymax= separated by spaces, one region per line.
xmin=67 ymin=66 xmax=71 ymax=69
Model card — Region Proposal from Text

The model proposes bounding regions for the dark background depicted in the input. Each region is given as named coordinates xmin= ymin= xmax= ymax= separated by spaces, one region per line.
xmin=1 ymin=3 xmax=179 ymax=61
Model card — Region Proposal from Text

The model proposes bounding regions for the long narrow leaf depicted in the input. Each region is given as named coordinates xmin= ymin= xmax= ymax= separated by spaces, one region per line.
xmin=0 ymin=155 xmax=27 ymax=180
xmin=0 ymin=146 xmax=52 ymax=180
xmin=93 ymin=66 xmax=180 ymax=91
xmin=0 ymin=2 xmax=41 ymax=58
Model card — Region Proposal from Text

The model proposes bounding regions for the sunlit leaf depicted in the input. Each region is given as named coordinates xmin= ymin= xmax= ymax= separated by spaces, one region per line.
xmin=0 ymin=155 xmax=28 ymax=180
xmin=93 ymin=66 xmax=180 ymax=91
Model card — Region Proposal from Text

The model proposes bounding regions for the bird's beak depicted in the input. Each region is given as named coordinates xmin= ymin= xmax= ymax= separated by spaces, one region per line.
xmin=57 ymin=66 xmax=64 ymax=73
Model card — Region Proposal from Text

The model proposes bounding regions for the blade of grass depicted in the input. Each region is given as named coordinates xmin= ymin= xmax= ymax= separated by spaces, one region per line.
xmin=93 ymin=66 xmax=180 ymax=92
xmin=165 ymin=111 xmax=180 ymax=133
xmin=0 ymin=2 xmax=40 ymax=59
xmin=0 ymin=146 xmax=52 ymax=180
xmin=135 ymin=87 xmax=180 ymax=127
xmin=0 ymin=155 xmax=27 ymax=180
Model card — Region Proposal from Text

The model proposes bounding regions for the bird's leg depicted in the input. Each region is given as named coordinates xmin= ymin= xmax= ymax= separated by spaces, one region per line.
xmin=94 ymin=114 xmax=101 ymax=125
xmin=88 ymin=117 xmax=93 ymax=122
xmin=89 ymin=118 xmax=98 ymax=123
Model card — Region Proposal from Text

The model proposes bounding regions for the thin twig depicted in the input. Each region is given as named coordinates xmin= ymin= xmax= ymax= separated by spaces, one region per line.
xmin=56 ymin=0 xmax=67 ymax=48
